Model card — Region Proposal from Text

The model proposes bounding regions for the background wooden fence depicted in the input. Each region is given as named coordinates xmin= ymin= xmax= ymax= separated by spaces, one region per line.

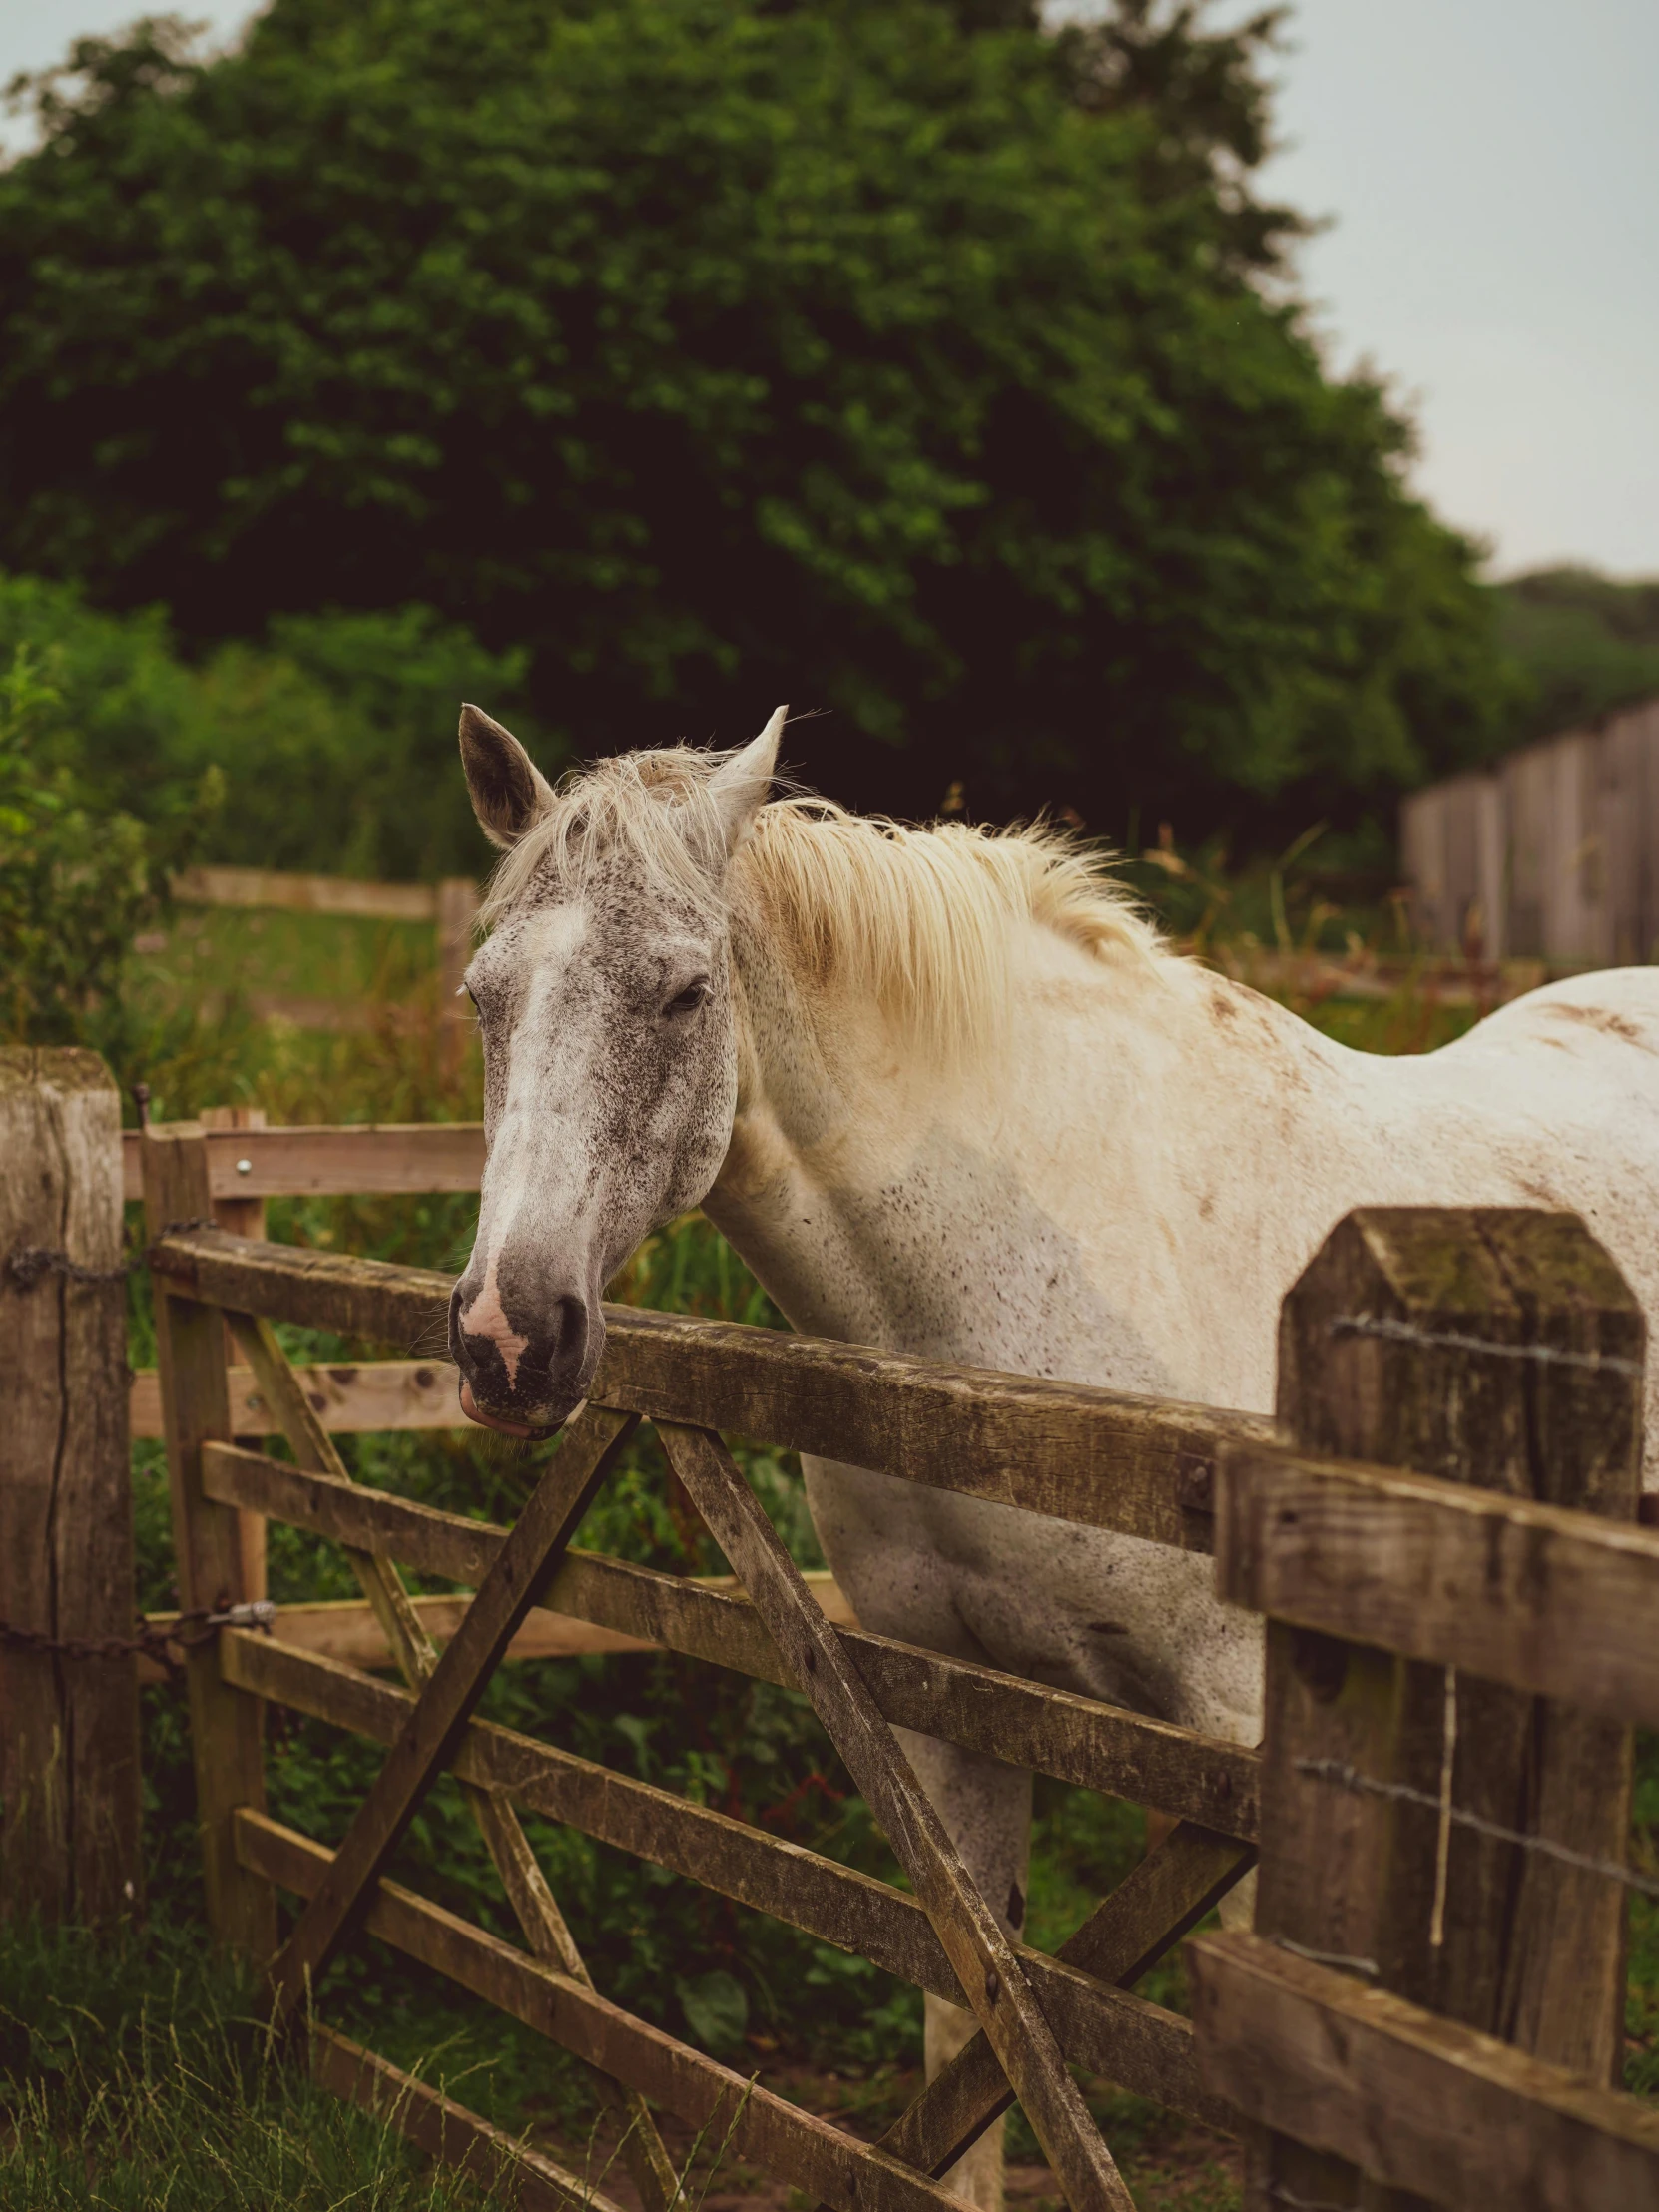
xmin=6 ymin=1066 xmax=1659 ymax=2208
xmin=1401 ymin=691 xmax=1659 ymax=962
xmin=169 ymin=863 xmax=479 ymax=1034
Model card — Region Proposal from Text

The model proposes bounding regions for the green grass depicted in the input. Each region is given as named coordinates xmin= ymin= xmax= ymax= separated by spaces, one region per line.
xmin=0 ymin=1917 xmax=501 ymax=2212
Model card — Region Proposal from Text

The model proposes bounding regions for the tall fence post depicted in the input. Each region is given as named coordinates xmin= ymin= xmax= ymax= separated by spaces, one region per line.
xmin=1245 ymin=1207 xmax=1643 ymax=2211
xmin=0 ymin=1047 xmax=136 ymax=1924
xmin=143 ymin=1120 xmax=276 ymax=1960
xmin=200 ymin=1103 xmax=269 ymax=1601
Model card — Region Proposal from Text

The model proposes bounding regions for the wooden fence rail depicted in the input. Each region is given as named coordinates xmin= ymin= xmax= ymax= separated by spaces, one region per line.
xmin=10 ymin=1084 xmax=1654 ymax=2205
xmin=138 ymin=1120 xmax=1262 ymax=2212
xmin=165 ymin=865 xmax=479 ymax=1041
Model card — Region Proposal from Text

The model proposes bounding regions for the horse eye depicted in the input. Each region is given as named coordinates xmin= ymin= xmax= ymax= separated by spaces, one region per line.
xmin=665 ymin=977 xmax=711 ymax=1017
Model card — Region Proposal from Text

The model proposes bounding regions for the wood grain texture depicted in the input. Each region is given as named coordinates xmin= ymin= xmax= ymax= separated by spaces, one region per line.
xmin=129 ymin=1358 xmax=467 ymax=1438
xmin=1216 ymin=1448 xmax=1659 ymax=1727
xmin=266 ymin=1404 xmax=638 ymax=2020
xmin=141 ymin=1122 xmax=276 ymax=1960
xmin=203 ymin=1108 xmax=269 ymax=1599
xmin=202 ymin=1439 xmax=1257 ymax=1828
xmin=0 ymin=1048 xmax=136 ymax=1925
xmin=658 ymin=1421 xmax=1136 ymax=2212
xmin=310 ymin=2025 xmax=627 ymax=2212
xmin=1272 ymin=1209 xmax=1642 ymax=2077
xmin=149 ymin=1226 xmax=1272 ymax=1550
xmin=123 ymin=1123 xmax=485 ymax=1203
xmin=138 ymin=1568 xmax=853 ymax=1678
xmin=1188 ymin=1931 xmax=1659 ymax=2212
xmin=870 ymin=1823 xmax=1251 ymax=2183
xmin=221 ymin=1628 xmax=1220 ymax=2123
xmin=1236 ymin=1207 xmax=1643 ymax=2211
xmin=242 ymin=1809 xmax=978 ymax=2212
xmin=224 ymin=1309 xmax=678 ymax=2212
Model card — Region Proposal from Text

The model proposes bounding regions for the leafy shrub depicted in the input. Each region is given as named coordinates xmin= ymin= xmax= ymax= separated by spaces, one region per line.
xmin=0 ymin=644 xmax=219 ymax=1050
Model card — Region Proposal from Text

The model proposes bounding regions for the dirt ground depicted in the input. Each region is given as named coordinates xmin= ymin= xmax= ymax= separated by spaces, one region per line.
xmin=536 ymin=2065 xmax=1243 ymax=2212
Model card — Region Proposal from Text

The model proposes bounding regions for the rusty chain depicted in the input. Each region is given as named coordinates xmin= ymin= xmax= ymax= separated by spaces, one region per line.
xmin=1 ymin=1219 xmax=220 ymax=1295
xmin=0 ymin=1600 xmax=276 ymax=1686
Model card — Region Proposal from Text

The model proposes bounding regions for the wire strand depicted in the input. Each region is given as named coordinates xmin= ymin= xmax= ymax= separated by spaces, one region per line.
xmin=1296 ymin=1757 xmax=1658 ymax=1900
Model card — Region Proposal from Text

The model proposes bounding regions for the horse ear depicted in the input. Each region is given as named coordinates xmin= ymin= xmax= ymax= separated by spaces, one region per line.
xmin=709 ymin=706 xmax=786 ymax=858
xmin=459 ymin=704 xmax=555 ymax=849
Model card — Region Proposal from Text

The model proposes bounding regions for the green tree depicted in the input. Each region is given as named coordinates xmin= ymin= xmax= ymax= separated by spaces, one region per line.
xmin=1495 ymin=568 xmax=1659 ymax=748
xmin=0 ymin=0 xmax=1516 ymax=838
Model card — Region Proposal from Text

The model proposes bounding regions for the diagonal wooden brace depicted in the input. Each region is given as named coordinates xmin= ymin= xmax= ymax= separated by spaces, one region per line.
xmin=267 ymin=1397 xmax=639 ymax=2025
xmin=871 ymin=1822 xmax=1254 ymax=2183
xmin=227 ymin=1315 xmax=680 ymax=2211
xmin=656 ymin=1421 xmax=1136 ymax=2212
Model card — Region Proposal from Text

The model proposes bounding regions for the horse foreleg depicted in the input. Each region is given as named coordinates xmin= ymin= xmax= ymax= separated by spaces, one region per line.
xmin=898 ymin=1730 xmax=1033 ymax=2212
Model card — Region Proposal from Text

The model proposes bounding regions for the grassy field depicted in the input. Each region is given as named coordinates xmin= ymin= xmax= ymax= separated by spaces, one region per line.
xmin=4 ymin=891 xmax=1646 ymax=2212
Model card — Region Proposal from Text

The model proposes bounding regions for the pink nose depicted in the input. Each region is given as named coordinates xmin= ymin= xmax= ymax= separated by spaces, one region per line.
xmin=459 ymin=1260 xmax=530 ymax=1387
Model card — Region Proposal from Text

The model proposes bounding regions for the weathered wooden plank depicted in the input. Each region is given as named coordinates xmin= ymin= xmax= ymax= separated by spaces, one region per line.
xmin=1217 ymin=1446 xmax=1659 ymax=1729
xmin=871 ymin=1823 xmax=1251 ymax=2182
xmin=151 ymin=1227 xmax=1272 ymax=1551
xmin=138 ymin=1570 xmax=853 ymax=1679
xmin=1188 ymin=1931 xmax=1659 ymax=2212
xmin=267 ymin=1405 xmax=639 ymax=2020
xmin=659 ymin=1422 xmax=1135 ymax=2212
xmin=0 ymin=1047 xmax=137 ymax=1926
xmin=171 ymin=863 xmax=442 ymax=922
xmin=225 ymin=1308 xmax=678 ymax=2212
xmin=130 ymin=1358 xmax=466 ymax=1438
xmin=203 ymin=1108 xmax=271 ymax=1599
xmin=1242 ymin=1207 xmax=1643 ymax=2211
xmin=123 ymin=1123 xmax=485 ymax=1204
xmin=222 ymin=1629 xmax=1218 ymax=2123
xmin=241 ymin=1809 xmax=977 ymax=2212
xmin=142 ymin=1123 xmax=276 ymax=1961
xmin=202 ymin=1443 xmax=1257 ymax=1828
xmin=310 ymin=2024 xmax=628 ymax=2212
xmin=1258 ymin=1208 xmax=1643 ymax=2084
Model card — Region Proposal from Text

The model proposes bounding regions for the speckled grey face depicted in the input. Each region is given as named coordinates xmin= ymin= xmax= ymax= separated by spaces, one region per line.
xmin=446 ymin=704 xmax=783 ymax=1433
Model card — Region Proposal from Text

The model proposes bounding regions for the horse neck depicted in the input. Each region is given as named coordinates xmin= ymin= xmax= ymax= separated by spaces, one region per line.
xmin=706 ymin=899 xmax=1242 ymax=1381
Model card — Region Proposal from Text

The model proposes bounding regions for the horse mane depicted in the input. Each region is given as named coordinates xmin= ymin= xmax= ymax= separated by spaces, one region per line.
xmin=480 ymin=743 xmax=1170 ymax=1061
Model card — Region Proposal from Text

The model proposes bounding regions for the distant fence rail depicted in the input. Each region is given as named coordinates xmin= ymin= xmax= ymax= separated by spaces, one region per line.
xmin=166 ymin=864 xmax=480 ymax=1035
xmin=1402 ymin=692 xmax=1659 ymax=964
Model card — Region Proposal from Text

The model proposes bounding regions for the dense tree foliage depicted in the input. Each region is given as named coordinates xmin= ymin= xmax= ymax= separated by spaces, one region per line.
xmin=0 ymin=0 xmax=1517 ymax=842
xmin=0 ymin=574 xmax=538 ymax=877
xmin=1497 ymin=568 xmax=1659 ymax=749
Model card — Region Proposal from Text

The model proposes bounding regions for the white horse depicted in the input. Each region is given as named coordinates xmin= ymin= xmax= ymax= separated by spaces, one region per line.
xmin=448 ymin=703 xmax=1659 ymax=2205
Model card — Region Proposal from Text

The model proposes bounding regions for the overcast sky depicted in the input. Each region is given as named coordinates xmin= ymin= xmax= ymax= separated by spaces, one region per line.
xmin=4 ymin=0 xmax=1655 ymax=579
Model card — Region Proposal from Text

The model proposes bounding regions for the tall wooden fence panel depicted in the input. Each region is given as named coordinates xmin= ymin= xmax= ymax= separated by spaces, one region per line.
xmin=1402 ymin=693 xmax=1659 ymax=963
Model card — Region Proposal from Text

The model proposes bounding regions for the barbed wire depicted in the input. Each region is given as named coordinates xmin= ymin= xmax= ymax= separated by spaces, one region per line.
xmin=1296 ymin=1756 xmax=1659 ymax=1901
xmin=1329 ymin=1312 xmax=1642 ymax=1380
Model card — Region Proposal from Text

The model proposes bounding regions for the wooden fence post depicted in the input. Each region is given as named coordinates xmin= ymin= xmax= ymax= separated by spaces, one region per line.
xmin=143 ymin=1120 xmax=276 ymax=1960
xmin=0 ymin=1048 xmax=136 ymax=1925
xmin=200 ymin=1103 xmax=269 ymax=1601
xmin=1246 ymin=1207 xmax=1643 ymax=2210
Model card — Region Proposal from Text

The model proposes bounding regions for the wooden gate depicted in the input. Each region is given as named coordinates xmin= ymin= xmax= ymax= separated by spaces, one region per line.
xmin=142 ymin=1117 xmax=1264 ymax=2212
